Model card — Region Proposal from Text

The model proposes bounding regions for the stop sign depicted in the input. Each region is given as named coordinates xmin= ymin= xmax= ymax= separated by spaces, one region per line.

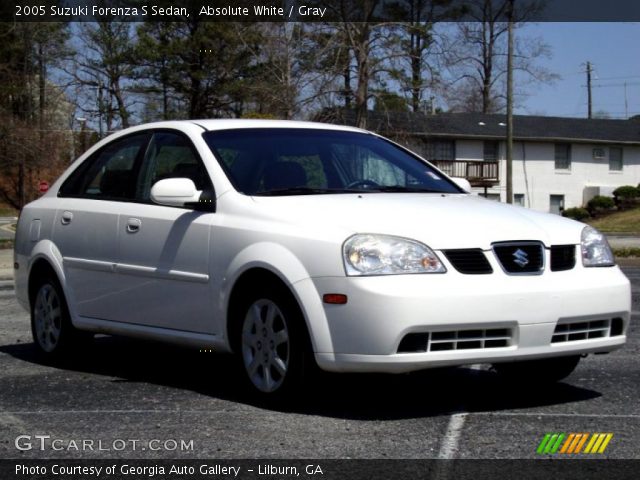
xmin=38 ymin=181 xmax=49 ymax=193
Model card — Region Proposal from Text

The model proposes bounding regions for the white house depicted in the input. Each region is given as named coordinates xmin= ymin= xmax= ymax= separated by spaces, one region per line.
xmin=325 ymin=110 xmax=640 ymax=214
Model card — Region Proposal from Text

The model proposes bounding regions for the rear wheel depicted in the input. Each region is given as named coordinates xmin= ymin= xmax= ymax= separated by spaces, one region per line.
xmin=235 ymin=285 xmax=311 ymax=398
xmin=31 ymin=274 xmax=90 ymax=357
xmin=492 ymin=355 xmax=581 ymax=383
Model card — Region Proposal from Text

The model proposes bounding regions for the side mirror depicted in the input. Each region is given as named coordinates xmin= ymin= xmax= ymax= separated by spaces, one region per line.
xmin=451 ymin=177 xmax=472 ymax=193
xmin=150 ymin=178 xmax=202 ymax=208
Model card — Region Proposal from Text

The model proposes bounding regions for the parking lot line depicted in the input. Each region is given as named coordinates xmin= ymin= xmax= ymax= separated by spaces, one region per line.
xmin=471 ymin=412 xmax=640 ymax=418
xmin=437 ymin=413 xmax=467 ymax=459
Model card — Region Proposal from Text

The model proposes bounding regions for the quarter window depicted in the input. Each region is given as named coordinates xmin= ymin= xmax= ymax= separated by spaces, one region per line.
xmin=609 ymin=147 xmax=623 ymax=171
xmin=554 ymin=143 xmax=571 ymax=170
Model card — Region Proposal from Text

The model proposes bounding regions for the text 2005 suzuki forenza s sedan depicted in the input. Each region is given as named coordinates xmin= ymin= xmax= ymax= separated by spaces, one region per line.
xmin=14 ymin=120 xmax=631 ymax=397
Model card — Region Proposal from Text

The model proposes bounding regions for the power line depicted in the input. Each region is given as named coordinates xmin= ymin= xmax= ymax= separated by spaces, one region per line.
xmin=589 ymin=82 xmax=640 ymax=88
xmin=591 ymin=74 xmax=640 ymax=81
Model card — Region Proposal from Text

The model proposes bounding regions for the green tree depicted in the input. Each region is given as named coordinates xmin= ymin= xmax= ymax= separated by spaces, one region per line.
xmin=0 ymin=22 xmax=72 ymax=209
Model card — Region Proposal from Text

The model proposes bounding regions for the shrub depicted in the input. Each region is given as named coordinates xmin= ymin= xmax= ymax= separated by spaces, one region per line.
xmin=613 ymin=185 xmax=640 ymax=199
xmin=562 ymin=207 xmax=590 ymax=221
xmin=587 ymin=195 xmax=615 ymax=216
xmin=613 ymin=185 xmax=640 ymax=210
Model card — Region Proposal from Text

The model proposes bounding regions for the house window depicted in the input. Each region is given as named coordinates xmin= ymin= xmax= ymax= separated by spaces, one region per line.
xmin=483 ymin=141 xmax=499 ymax=161
xmin=554 ymin=143 xmax=571 ymax=170
xmin=609 ymin=147 xmax=623 ymax=171
xmin=514 ymin=194 xmax=525 ymax=206
xmin=550 ymin=195 xmax=565 ymax=215
xmin=425 ymin=140 xmax=455 ymax=162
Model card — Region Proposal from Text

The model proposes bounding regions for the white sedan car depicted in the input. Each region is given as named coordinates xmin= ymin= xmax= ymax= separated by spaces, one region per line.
xmin=14 ymin=120 xmax=630 ymax=397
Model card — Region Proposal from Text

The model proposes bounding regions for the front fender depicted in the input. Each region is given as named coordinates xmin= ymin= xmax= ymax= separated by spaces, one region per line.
xmin=218 ymin=242 xmax=334 ymax=354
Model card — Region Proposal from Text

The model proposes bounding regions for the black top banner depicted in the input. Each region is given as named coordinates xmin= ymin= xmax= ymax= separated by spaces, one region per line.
xmin=3 ymin=0 xmax=640 ymax=23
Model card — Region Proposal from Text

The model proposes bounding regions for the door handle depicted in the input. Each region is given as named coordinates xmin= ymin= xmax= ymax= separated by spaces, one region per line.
xmin=126 ymin=218 xmax=141 ymax=233
xmin=60 ymin=211 xmax=73 ymax=225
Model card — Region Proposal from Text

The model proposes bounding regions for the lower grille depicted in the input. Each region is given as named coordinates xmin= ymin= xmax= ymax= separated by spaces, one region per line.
xmin=552 ymin=317 xmax=624 ymax=343
xmin=398 ymin=327 xmax=513 ymax=353
xmin=443 ymin=249 xmax=493 ymax=274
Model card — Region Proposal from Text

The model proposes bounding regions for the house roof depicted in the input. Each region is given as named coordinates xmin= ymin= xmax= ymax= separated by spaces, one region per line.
xmin=319 ymin=109 xmax=640 ymax=145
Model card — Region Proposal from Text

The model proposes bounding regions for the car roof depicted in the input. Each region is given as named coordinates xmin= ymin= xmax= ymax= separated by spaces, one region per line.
xmin=120 ymin=118 xmax=368 ymax=134
xmin=190 ymin=118 xmax=367 ymax=133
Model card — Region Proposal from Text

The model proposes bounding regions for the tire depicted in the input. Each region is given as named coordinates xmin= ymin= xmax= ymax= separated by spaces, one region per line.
xmin=31 ymin=273 xmax=91 ymax=358
xmin=492 ymin=355 xmax=581 ymax=384
xmin=234 ymin=284 xmax=311 ymax=399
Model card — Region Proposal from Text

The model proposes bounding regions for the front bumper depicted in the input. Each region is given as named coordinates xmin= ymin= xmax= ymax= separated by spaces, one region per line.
xmin=303 ymin=264 xmax=630 ymax=373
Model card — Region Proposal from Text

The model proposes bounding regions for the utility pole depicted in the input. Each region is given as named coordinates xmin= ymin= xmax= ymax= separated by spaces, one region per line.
xmin=505 ymin=0 xmax=514 ymax=204
xmin=586 ymin=61 xmax=593 ymax=119
xmin=624 ymin=82 xmax=629 ymax=118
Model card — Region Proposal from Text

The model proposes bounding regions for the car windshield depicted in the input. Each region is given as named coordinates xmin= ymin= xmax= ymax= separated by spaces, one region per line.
xmin=203 ymin=128 xmax=461 ymax=196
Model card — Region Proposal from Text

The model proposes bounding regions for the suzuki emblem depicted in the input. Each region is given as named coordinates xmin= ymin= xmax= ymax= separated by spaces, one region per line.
xmin=513 ymin=249 xmax=529 ymax=267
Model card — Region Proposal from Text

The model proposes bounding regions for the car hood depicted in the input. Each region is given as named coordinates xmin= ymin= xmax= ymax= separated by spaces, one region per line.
xmin=251 ymin=193 xmax=585 ymax=250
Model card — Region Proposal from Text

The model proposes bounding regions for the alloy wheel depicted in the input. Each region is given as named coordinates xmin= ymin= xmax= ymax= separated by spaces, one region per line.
xmin=33 ymin=283 xmax=63 ymax=353
xmin=241 ymin=299 xmax=291 ymax=393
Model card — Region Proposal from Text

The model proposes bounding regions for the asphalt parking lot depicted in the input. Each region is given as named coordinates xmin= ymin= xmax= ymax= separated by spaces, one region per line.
xmin=0 ymin=260 xmax=638 ymax=461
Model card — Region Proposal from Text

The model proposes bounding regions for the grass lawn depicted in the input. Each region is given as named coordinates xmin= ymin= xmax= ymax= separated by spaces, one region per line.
xmin=0 ymin=207 xmax=18 ymax=217
xmin=587 ymin=207 xmax=640 ymax=234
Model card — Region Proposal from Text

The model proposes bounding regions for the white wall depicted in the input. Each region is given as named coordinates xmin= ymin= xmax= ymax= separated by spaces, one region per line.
xmin=466 ymin=141 xmax=640 ymax=213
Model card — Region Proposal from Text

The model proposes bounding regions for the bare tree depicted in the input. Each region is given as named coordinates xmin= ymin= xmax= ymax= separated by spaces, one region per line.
xmin=232 ymin=23 xmax=340 ymax=119
xmin=392 ymin=0 xmax=460 ymax=113
xmin=444 ymin=0 xmax=556 ymax=113
xmin=322 ymin=0 xmax=408 ymax=128
xmin=68 ymin=22 xmax=136 ymax=132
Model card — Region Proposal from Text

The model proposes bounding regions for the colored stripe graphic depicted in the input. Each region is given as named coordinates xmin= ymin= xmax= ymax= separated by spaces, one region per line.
xmin=574 ymin=433 xmax=589 ymax=453
xmin=560 ymin=433 xmax=575 ymax=453
xmin=537 ymin=433 xmax=613 ymax=454
xmin=598 ymin=434 xmax=613 ymax=453
xmin=537 ymin=434 xmax=552 ymax=454
xmin=549 ymin=433 xmax=565 ymax=453
xmin=584 ymin=434 xmax=599 ymax=453
xmin=537 ymin=433 xmax=565 ymax=454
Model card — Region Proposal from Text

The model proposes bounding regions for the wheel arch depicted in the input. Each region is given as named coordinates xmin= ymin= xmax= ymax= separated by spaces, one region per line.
xmin=26 ymin=240 xmax=76 ymax=322
xmin=222 ymin=243 xmax=333 ymax=356
xmin=226 ymin=268 xmax=311 ymax=353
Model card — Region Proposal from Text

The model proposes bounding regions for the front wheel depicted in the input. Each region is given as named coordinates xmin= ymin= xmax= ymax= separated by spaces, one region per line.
xmin=492 ymin=355 xmax=581 ymax=384
xmin=31 ymin=274 xmax=90 ymax=358
xmin=236 ymin=286 xmax=311 ymax=398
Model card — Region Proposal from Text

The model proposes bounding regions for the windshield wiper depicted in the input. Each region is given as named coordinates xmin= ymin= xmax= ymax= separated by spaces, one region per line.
xmin=255 ymin=187 xmax=363 ymax=196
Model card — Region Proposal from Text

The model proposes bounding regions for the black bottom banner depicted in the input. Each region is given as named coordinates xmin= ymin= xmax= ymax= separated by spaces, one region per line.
xmin=2 ymin=459 xmax=639 ymax=480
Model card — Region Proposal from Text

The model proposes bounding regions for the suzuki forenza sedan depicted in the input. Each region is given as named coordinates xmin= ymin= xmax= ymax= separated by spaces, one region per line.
xmin=14 ymin=120 xmax=631 ymax=397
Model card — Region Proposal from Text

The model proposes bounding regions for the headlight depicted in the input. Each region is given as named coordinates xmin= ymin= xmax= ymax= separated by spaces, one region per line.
xmin=343 ymin=234 xmax=446 ymax=276
xmin=581 ymin=226 xmax=615 ymax=267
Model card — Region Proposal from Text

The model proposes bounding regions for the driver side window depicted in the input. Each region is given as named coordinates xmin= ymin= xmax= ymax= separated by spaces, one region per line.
xmin=136 ymin=131 xmax=212 ymax=203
